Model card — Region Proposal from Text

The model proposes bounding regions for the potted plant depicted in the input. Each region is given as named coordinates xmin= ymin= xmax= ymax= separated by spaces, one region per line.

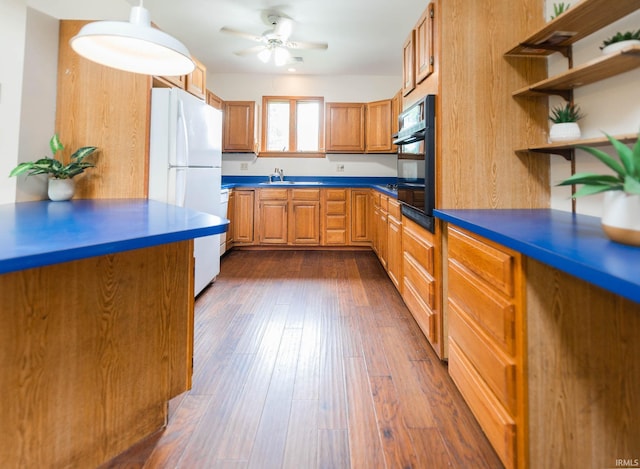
xmin=600 ymin=29 xmax=640 ymax=55
xmin=549 ymin=2 xmax=570 ymax=20
xmin=557 ymin=132 xmax=640 ymax=246
xmin=549 ymin=103 xmax=585 ymax=142
xmin=9 ymin=134 xmax=98 ymax=201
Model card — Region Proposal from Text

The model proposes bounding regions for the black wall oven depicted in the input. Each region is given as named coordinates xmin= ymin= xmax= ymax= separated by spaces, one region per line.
xmin=393 ymin=94 xmax=436 ymax=233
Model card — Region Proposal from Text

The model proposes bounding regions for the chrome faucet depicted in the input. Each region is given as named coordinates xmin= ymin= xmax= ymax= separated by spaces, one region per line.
xmin=268 ymin=168 xmax=285 ymax=183
xmin=277 ymin=168 xmax=284 ymax=182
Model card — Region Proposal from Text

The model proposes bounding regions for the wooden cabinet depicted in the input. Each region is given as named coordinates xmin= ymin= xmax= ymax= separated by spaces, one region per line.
xmin=223 ymin=101 xmax=256 ymax=153
xmin=230 ymin=189 xmax=255 ymax=245
xmin=322 ymin=188 xmax=350 ymax=245
xmin=155 ymin=73 xmax=186 ymax=89
xmin=386 ymin=198 xmax=402 ymax=291
xmin=447 ymin=225 xmax=525 ymax=469
xmin=402 ymin=30 xmax=416 ymax=96
xmin=185 ymin=56 xmax=206 ymax=100
xmin=415 ymin=4 xmax=435 ymax=84
xmin=256 ymin=189 xmax=320 ymax=246
xmin=401 ymin=216 xmax=442 ymax=358
xmin=365 ymin=99 xmax=394 ymax=153
xmin=350 ymin=189 xmax=370 ymax=244
xmin=206 ymin=89 xmax=223 ymax=110
xmin=325 ymin=103 xmax=366 ymax=153
xmin=372 ymin=192 xmax=388 ymax=269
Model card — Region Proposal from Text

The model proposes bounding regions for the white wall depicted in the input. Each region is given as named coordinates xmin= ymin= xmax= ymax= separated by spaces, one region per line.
xmin=546 ymin=3 xmax=640 ymax=216
xmin=16 ymin=8 xmax=60 ymax=202
xmin=209 ymin=73 xmax=400 ymax=178
xmin=0 ymin=0 xmax=27 ymax=204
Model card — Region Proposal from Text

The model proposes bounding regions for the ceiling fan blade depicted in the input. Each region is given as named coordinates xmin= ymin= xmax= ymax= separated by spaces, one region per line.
xmin=220 ymin=27 xmax=265 ymax=43
xmin=285 ymin=40 xmax=328 ymax=50
xmin=234 ymin=45 xmax=267 ymax=57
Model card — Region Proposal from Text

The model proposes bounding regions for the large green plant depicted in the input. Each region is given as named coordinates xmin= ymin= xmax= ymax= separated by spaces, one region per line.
xmin=9 ymin=134 xmax=97 ymax=180
xmin=557 ymin=132 xmax=640 ymax=197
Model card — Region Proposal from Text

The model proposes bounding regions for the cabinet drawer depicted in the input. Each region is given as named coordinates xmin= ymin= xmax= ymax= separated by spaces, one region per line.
xmin=404 ymin=251 xmax=435 ymax=310
xmin=449 ymin=301 xmax=517 ymax=414
xmin=449 ymin=340 xmax=517 ymax=469
xmin=258 ymin=188 xmax=288 ymax=200
xmin=403 ymin=221 xmax=434 ymax=273
xmin=326 ymin=215 xmax=346 ymax=230
xmin=326 ymin=200 xmax=347 ymax=215
xmin=449 ymin=227 xmax=514 ymax=297
xmin=379 ymin=195 xmax=388 ymax=212
xmin=403 ymin=277 xmax=436 ymax=343
xmin=449 ymin=259 xmax=515 ymax=355
xmin=325 ymin=189 xmax=347 ymax=201
xmin=388 ymin=199 xmax=401 ymax=220
xmin=325 ymin=230 xmax=347 ymax=245
xmin=292 ymin=189 xmax=320 ymax=201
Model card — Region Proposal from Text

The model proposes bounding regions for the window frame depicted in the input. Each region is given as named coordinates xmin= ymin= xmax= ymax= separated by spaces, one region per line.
xmin=260 ymin=96 xmax=325 ymax=158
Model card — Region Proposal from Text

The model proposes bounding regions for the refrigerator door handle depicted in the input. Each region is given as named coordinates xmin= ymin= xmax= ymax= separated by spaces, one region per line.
xmin=174 ymin=98 xmax=190 ymax=168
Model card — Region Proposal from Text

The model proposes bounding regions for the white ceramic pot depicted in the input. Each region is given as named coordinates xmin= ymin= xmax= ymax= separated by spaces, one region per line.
xmin=601 ymin=39 xmax=640 ymax=55
xmin=48 ymin=178 xmax=75 ymax=201
xmin=601 ymin=191 xmax=640 ymax=246
xmin=549 ymin=122 xmax=581 ymax=142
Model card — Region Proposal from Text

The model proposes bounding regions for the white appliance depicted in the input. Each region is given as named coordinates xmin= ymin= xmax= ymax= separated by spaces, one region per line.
xmin=149 ymin=87 xmax=223 ymax=296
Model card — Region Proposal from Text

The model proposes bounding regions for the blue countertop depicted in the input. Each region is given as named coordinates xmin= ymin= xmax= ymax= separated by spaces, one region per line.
xmin=0 ymin=199 xmax=228 ymax=275
xmin=222 ymin=176 xmax=399 ymax=198
xmin=434 ymin=209 xmax=639 ymax=304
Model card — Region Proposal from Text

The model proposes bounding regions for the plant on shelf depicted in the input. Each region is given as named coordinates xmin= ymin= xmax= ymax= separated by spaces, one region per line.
xmin=550 ymin=2 xmax=570 ymax=20
xmin=600 ymin=29 xmax=640 ymax=54
xmin=549 ymin=103 xmax=585 ymax=142
xmin=557 ymin=131 xmax=640 ymax=246
xmin=9 ymin=133 xmax=98 ymax=201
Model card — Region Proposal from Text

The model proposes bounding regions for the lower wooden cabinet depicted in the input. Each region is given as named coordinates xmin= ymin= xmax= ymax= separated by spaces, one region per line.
xmin=401 ymin=217 xmax=443 ymax=358
xmin=290 ymin=189 xmax=321 ymax=245
xmin=258 ymin=189 xmax=289 ymax=244
xmin=230 ymin=189 xmax=255 ymax=245
xmin=256 ymin=188 xmax=321 ymax=246
xmin=446 ymin=225 xmax=525 ymax=469
xmin=350 ymin=189 xmax=371 ymax=245
xmin=322 ymin=188 xmax=349 ymax=245
xmin=386 ymin=198 xmax=402 ymax=291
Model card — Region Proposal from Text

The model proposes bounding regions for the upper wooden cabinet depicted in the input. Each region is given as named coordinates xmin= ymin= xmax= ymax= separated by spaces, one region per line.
xmin=185 ymin=56 xmax=206 ymax=100
xmin=365 ymin=99 xmax=394 ymax=153
xmin=155 ymin=74 xmax=186 ymax=89
xmin=223 ymin=101 xmax=257 ymax=153
xmin=325 ymin=102 xmax=366 ymax=153
xmin=206 ymin=89 xmax=223 ymax=111
xmin=402 ymin=30 xmax=416 ymax=97
xmin=415 ymin=3 xmax=435 ymax=84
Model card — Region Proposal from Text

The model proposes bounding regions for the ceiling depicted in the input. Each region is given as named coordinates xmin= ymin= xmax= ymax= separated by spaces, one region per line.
xmin=26 ymin=0 xmax=427 ymax=76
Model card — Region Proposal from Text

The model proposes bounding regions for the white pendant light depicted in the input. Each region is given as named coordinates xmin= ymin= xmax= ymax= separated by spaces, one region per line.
xmin=69 ymin=1 xmax=195 ymax=76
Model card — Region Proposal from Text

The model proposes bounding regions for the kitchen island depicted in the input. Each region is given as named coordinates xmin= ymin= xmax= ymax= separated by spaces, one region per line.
xmin=0 ymin=199 xmax=228 ymax=468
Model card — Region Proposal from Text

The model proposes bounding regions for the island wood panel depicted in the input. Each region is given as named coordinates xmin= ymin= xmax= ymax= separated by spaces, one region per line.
xmin=436 ymin=0 xmax=549 ymax=210
xmin=56 ymin=21 xmax=151 ymax=199
xmin=526 ymin=259 xmax=640 ymax=469
xmin=0 ymin=242 xmax=194 ymax=468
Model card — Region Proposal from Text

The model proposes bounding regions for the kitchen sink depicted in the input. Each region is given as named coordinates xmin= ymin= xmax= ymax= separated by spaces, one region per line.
xmin=259 ymin=181 xmax=323 ymax=185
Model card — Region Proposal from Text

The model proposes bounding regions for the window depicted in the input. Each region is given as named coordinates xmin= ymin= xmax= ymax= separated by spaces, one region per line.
xmin=261 ymin=96 xmax=324 ymax=157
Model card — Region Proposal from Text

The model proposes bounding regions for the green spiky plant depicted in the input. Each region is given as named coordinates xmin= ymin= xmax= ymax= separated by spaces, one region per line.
xmin=557 ymin=132 xmax=640 ymax=198
xmin=549 ymin=103 xmax=585 ymax=123
xmin=601 ymin=30 xmax=640 ymax=50
xmin=9 ymin=134 xmax=98 ymax=180
xmin=550 ymin=2 xmax=570 ymax=20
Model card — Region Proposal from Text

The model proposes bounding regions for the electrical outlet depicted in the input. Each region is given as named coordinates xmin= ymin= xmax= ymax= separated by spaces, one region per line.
xmin=240 ymin=163 xmax=249 ymax=171
xmin=336 ymin=164 xmax=345 ymax=172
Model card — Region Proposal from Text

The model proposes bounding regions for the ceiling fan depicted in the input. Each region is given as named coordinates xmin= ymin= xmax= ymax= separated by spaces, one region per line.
xmin=220 ymin=14 xmax=328 ymax=66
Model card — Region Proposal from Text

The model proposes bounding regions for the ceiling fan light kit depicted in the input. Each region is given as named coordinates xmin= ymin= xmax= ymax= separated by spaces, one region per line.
xmin=69 ymin=1 xmax=195 ymax=76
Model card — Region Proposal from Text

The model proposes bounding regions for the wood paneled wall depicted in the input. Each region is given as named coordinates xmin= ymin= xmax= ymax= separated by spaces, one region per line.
xmin=0 ymin=242 xmax=194 ymax=467
xmin=56 ymin=21 xmax=151 ymax=199
xmin=526 ymin=259 xmax=640 ymax=468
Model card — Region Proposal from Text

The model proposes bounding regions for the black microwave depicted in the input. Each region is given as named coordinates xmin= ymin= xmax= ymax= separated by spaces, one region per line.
xmin=394 ymin=95 xmax=436 ymax=233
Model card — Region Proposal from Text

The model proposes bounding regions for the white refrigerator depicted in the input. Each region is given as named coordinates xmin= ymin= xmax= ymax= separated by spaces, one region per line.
xmin=149 ymin=87 xmax=223 ymax=296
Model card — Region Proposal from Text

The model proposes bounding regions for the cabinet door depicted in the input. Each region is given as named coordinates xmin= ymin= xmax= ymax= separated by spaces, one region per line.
xmin=258 ymin=200 xmax=288 ymax=244
xmin=290 ymin=200 xmax=320 ymax=245
xmin=376 ymin=197 xmax=388 ymax=269
xmin=415 ymin=4 xmax=434 ymax=84
xmin=325 ymin=103 xmax=366 ymax=153
xmin=206 ymin=89 xmax=223 ymax=110
xmin=350 ymin=190 xmax=370 ymax=244
xmin=365 ymin=99 xmax=394 ymax=153
xmin=402 ymin=30 xmax=416 ymax=97
xmin=232 ymin=190 xmax=255 ymax=244
xmin=387 ymin=200 xmax=402 ymax=291
xmin=186 ymin=57 xmax=206 ymax=100
xmin=223 ymin=101 xmax=256 ymax=152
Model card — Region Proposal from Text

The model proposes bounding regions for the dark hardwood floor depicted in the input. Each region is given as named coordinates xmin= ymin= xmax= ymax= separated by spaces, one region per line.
xmin=104 ymin=250 xmax=502 ymax=468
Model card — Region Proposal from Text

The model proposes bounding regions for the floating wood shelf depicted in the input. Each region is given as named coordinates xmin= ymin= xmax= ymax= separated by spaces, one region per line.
xmin=512 ymin=45 xmax=640 ymax=99
xmin=505 ymin=0 xmax=639 ymax=57
xmin=516 ymin=133 xmax=638 ymax=160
